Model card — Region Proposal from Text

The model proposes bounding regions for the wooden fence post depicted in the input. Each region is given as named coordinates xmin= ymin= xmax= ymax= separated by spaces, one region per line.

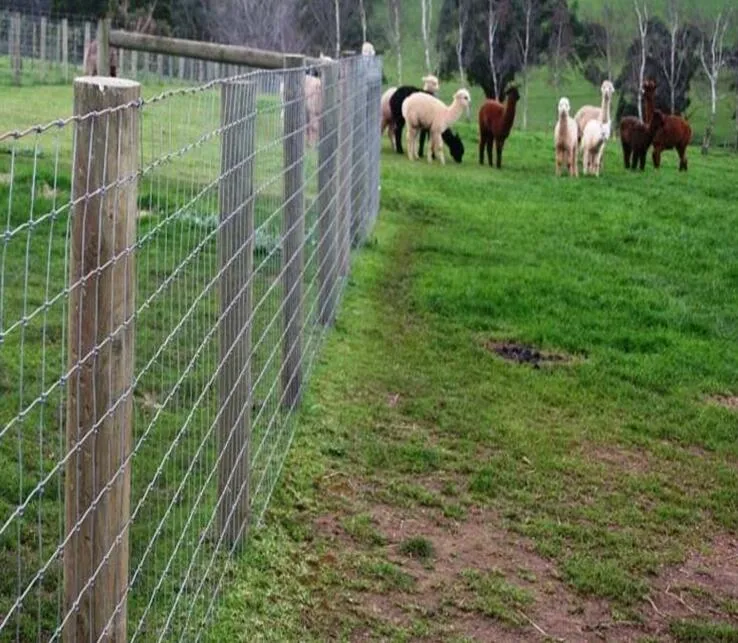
xmin=142 ymin=51 xmax=150 ymax=77
xmin=217 ymin=80 xmax=257 ymax=549
xmin=350 ymin=59 xmax=367 ymax=247
xmin=84 ymin=21 xmax=91 ymax=61
xmin=281 ymin=54 xmax=306 ymax=410
xmin=40 ymin=16 xmax=47 ymax=71
xmin=337 ymin=61 xmax=353 ymax=276
xmin=131 ymin=49 xmax=138 ymax=78
xmin=156 ymin=52 xmax=164 ymax=77
xmin=65 ymin=75 xmax=140 ymax=643
xmin=11 ymin=13 xmax=21 ymax=86
xmin=96 ymin=18 xmax=110 ymax=77
xmin=62 ymin=18 xmax=69 ymax=79
xmin=318 ymin=63 xmax=339 ymax=325
xmin=178 ymin=56 xmax=184 ymax=80
xmin=56 ymin=21 xmax=61 ymax=68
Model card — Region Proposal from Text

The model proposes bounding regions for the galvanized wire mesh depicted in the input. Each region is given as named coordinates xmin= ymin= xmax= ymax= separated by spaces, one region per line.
xmin=0 ymin=54 xmax=382 ymax=641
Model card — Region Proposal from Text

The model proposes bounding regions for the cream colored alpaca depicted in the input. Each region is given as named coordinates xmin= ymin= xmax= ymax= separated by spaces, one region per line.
xmin=304 ymin=75 xmax=322 ymax=147
xmin=381 ymin=76 xmax=440 ymax=152
xmin=362 ymin=41 xmax=376 ymax=56
xmin=580 ymin=86 xmax=613 ymax=176
xmin=574 ymin=80 xmax=615 ymax=141
xmin=554 ymin=97 xmax=578 ymax=177
xmin=402 ymin=88 xmax=471 ymax=165
xmin=421 ymin=74 xmax=440 ymax=93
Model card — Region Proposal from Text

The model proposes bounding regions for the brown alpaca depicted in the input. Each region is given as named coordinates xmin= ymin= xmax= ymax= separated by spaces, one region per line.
xmin=478 ymin=86 xmax=520 ymax=168
xmin=642 ymin=79 xmax=691 ymax=171
xmin=619 ymin=111 xmax=665 ymax=170
xmin=83 ymin=40 xmax=119 ymax=77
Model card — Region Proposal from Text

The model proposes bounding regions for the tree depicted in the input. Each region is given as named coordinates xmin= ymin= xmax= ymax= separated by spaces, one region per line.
xmin=549 ymin=0 xmax=572 ymax=92
xmin=211 ymin=0 xmax=305 ymax=52
xmin=359 ymin=0 xmax=367 ymax=42
xmin=634 ymin=0 xmax=649 ymax=120
xmin=487 ymin=0 xmax=503 ymax=98
xmin=515 ymin=0 xmax=536 ymax=129
xmin=456 ymin=0 xmax=470 ymax=83
xmin=387 ymin=0 xmax=402 ymax=83
xmin=421 ymin=0 xmax=434 ymax=73
xmin=699 ymin=9 xmax=731 ymax=153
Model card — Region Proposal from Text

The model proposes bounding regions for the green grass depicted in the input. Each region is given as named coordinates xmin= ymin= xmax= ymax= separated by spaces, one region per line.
xmin=202 ymin=134 xmax=738 ymax=640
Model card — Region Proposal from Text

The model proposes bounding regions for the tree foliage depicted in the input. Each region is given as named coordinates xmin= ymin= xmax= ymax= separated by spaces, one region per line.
xmin=614 ymin=17 xmax=701 ymax=123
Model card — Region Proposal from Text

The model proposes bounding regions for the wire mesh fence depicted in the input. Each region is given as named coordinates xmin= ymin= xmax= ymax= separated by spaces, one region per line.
xmin=0 ymin=53 xmax=382 ymax=641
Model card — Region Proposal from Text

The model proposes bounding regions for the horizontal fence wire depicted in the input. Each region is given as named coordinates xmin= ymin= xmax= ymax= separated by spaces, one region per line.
xmin=0 ymin=53 xmax=382 ymax=641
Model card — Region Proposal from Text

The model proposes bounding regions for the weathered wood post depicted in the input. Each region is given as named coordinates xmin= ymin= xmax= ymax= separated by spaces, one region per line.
xmin=131 ymin=49 xmax=138 ymax=78
xmin=96 ymin=18 xmax=110 ymax=77
xmin=337 ymin=60 xmax=354 ymax=276
xmin=350 ymin=58 xmax=367 ymax=247
xmin=11 ymin=13 xmax=21 ymax=86
xmin=318 ymin=63 xmax=339 ymax=325
xmin=178 ymin=56 xmax=184 ymax=80
xmin=65 ymin=75 xmax=140 ymax=643
xmin=217 ymin=79 xmax=257 ymax=549
xmin=83 ymin=21 xmax=91 ymax=63
xmin=142 ymin=51 xmax=150 ymax=77
xmin=281 ymin=54 xmax=306 ymax=410
xmin=40 ymin=16 xmax=47 ymax=73
xmin=156 ymin=52 xmax=164 ymax=77
xmin=62 ymin=18 xmax=69 ymax=79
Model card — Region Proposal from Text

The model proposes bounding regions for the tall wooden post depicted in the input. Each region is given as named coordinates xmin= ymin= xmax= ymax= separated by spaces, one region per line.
xmin=337 ymin=61 xmax=354 ymax=276
xmin=11 ymin=13 xmax=21 ymax=86
xmin=131 ymin=49 xmax=138 ymax=78
xmin=61 ymin=18 xmax=69 ymax=79
xmin=84 ymin=21 xmax=91 ymax=62
xmin=318 ymin=63 xmax=339 ymax=325
xmin=178 ymin=56 xmax=185 ymax=80
xmin=350 ymin=59 xmax=367 ymax=247
xmin=40 ymin=16 xmax=47 ymax=72
xmin=65 ymin=76 xmax=140 ymax=643
xmin=96 ymin=18 xmax=110 ymax=77
xmin=217 ymin=80 xmax=257 ymax=550
xmin=281 ymin=55 xmax=306 ymax=410
xmin=156 ymin=53 xmax=164 ymax=77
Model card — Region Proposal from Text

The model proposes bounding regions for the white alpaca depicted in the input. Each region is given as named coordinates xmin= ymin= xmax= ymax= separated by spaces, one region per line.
xmin=278 ymin=73 xmax=323 ymax=147
xmin=402 ymin=88 xmax=471 ymax=165
xmin=421 ymin=74 xmax=440 ymax=94
xmin=361 ymin=41 xmax=376 ymax=56
xmin=580 ymin=84 xmax=613 ymax=176
xmin=381 ymin=86 xmax=398 ymax=150
xmin=554 ymin=97 xmax=578 ymax=177
xmin=574 ymin=80 xmax=615 ymax=142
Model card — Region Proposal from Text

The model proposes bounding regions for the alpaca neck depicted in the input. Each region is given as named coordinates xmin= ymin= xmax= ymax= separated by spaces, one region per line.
xmin=503 ymin=96 xmax=517 ymax=132
xmin=644 ymin=93 xmax=654 ymax=125
xmin=600 ymin=93 xmax=611 ymax=126
xmin=558 ymin=111 xmax=569 ymax=135
xmin=445 ymin=99 xmax=465 ymax=127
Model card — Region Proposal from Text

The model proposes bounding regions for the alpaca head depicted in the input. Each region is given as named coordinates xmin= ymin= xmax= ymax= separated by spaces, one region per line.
xmin=601 ymin=80 xmax=615 ymax=99
xmin=422 ymin=74 xmax=440 ymax=93
xmin=453 ymin=88 xmax=472 ymax=118
xmin=442 ymin=129 xmax=465 ymax=163
xmin=642 ymin=79 xmax=656 ymax=98
xmin=505 ymin=85 xmax=521 ymax=104
xmin=361 ymin=41 xmax=376 ymax=56
xmin=558 ymin=97 xmax=571 ymax=117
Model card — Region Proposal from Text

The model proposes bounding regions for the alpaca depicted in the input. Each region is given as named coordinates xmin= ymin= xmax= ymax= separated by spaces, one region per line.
xmin=361 ymin=41 xmax=376 ymax=56
xmin=574 ymin=80 xmax=615 ymax=142
xmin=402 ymin=88 xmax=471 ymax=165
xmin=580 ymin=86 xmax=613 ymax=176
xmin=619 ymin=112 xmax=665 ymax=170
xmin=381 ymin=87 xmax=398 ymax=150
xmin=642 ymin=79 xmax=692 ymax=171
xmin=477 ymin=85 xmax=521 ymax=168
xmin=554 ymin=97 xmax=578 ymax=177
xmin=83 ymin=39 xmax=119 ymax=77
xmin=304 ymin=75 xmax=322 ymax=147
xmin=388 ymin=75 xmax=441 ymax=155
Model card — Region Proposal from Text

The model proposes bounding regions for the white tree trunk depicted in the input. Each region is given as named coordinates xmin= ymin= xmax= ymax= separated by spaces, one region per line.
xmin=487 ymin=0 xmax=499 ymax=98
xmin=394 ymin=0 xmax=402 ymax=84
xmin=421 ymin=0 xmax=433 ymax=73
xmin=456 ymin=0 xmax=467 ymax=84
xmin=517 ymin=1 xmax=533 ymax=130
xmin=699 ymin=11 xmax=730 ymax=154
xmin=634 ymin=1 xmax=648 ymax=121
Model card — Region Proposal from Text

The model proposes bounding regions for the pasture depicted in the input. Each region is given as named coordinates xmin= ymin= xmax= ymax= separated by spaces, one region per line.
xmin=208 ymin=128 xmax=738 ymax=640
xmin=1 ymin=69 xmax=738 ymax=641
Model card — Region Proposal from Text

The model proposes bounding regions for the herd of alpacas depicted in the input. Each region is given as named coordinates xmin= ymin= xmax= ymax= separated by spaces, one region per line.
xmin=383 ymin=75 xmax=692 ymax=175
xmin=81 ymin=36 xmax=691 ymax=174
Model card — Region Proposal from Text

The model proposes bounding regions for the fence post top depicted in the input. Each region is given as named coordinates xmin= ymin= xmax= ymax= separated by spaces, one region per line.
xmin=74 ymin=76 xmax=141 ymax=90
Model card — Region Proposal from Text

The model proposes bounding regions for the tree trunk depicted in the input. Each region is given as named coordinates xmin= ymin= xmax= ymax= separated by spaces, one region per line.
xmin=702 ymin=83 xmax=717 ymax=154
xmin=359 ymin=0 xmax=367 ymax=42
xmin=334 ymin=0 xmax=341 ymax=59
xmin=421 ymin=0 xmax=432 ymax=73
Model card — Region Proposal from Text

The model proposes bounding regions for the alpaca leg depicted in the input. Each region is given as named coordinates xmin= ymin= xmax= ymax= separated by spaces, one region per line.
xmin=637 ymin=150 xmax=645 ymax=171
xmin=678 ymin=145 xmax=688 ymax=171
xmin=571 ymin=149 xmax=578 ymax=177
xmin=652 ymin=146 xmax=662 ymax=169
xmin=486 ymin=138 xmax=494 ymax=167
xmin=419 ymin=129 xmax=427 ymax=159
xmin=622 ymin=141 xmax=631 ymax=169
xmin=406 ymin=126 xmax=415 ymax=161
xmin=395 ymin=121 xmax=404 ymax=155
xmin=495 ymin=139 xmax=504 ymax=169
xmin=435 ymin=132 xmax=445 ymax=165
xmin=555 ymin=150 xmax=562 ymax=177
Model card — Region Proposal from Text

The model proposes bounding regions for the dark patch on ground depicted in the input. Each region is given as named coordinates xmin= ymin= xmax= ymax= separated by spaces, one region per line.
xmin=485 ymin=340 xmax=574 ymax=368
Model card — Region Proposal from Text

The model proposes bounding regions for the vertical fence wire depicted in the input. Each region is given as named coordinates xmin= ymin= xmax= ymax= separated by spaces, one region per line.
xmin=0 ymin=54 xmax=382 ymax=641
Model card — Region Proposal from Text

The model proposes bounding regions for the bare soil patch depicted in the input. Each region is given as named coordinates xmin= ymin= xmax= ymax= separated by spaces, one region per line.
xmin=484 ymin=340 xmax=576 ymax=368
xmin=708 ymin=395 xmax=738 ymax=412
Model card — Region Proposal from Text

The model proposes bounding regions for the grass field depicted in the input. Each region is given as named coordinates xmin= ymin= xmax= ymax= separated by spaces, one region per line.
xmin=203 ymin=131 xmax=738 ymax=640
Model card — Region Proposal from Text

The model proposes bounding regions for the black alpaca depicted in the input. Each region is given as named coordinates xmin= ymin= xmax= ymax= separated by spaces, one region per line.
xmin=389 ymin=86 xmax=465 ymax=163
